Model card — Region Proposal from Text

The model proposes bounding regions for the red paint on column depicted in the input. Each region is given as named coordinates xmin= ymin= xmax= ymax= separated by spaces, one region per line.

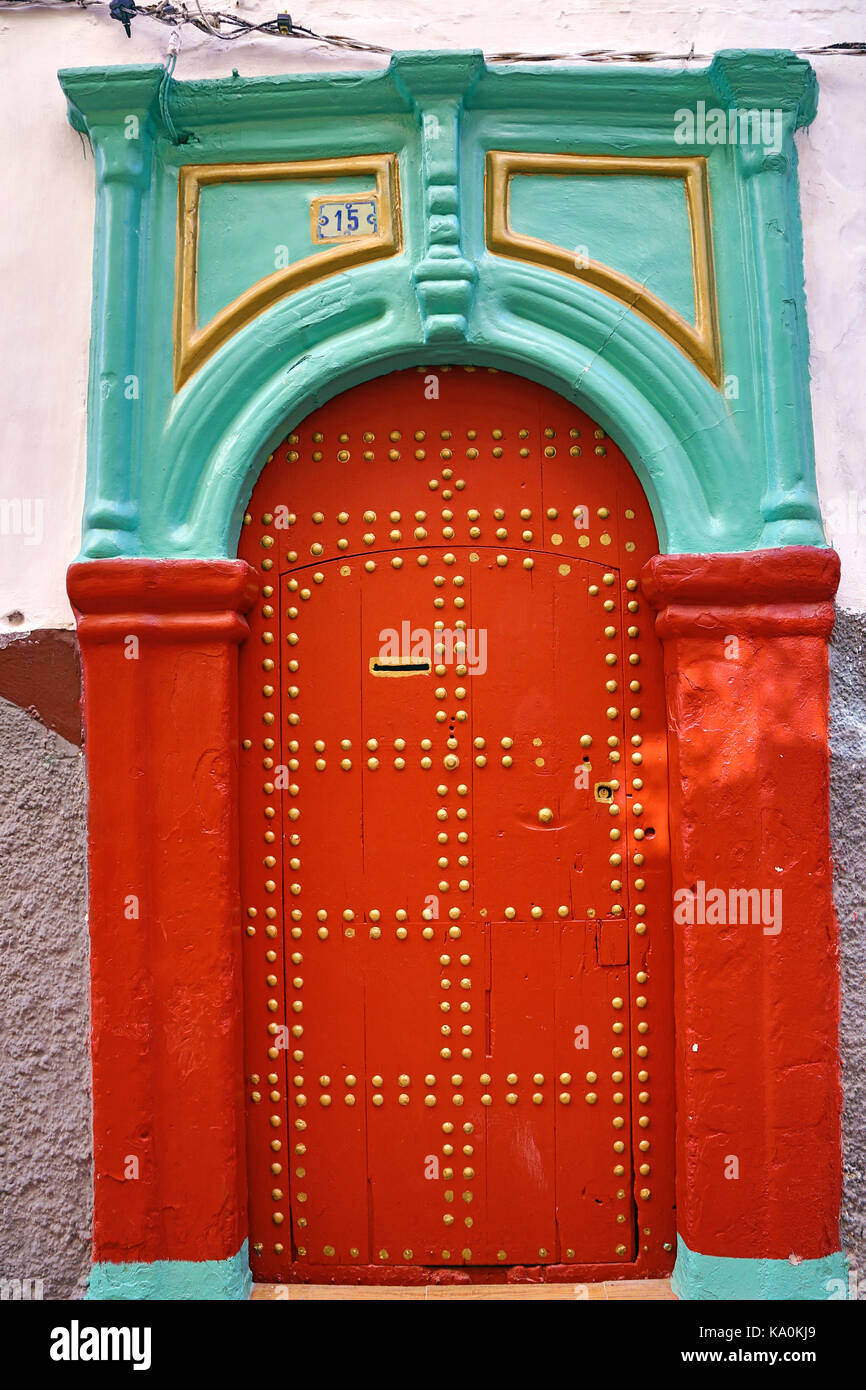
xmin=643 ymin=546 xmax=841 ymax=1262
xmin=68 ymin=559 xmax=257 ymax=1266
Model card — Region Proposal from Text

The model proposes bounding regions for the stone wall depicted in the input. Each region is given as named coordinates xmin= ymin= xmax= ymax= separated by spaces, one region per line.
xmin=830 ymin=609 xmax=866 ymax=1298
xmin=0 ymin=697 xmax=90 ymax=1299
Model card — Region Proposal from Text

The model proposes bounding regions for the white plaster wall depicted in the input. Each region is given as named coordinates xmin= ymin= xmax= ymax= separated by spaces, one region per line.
xmin=0 ymin=1 xmax=864 ymax=625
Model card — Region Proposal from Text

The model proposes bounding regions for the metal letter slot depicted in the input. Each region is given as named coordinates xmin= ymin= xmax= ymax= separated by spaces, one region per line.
xmin=369 ymin=658 xmax=432 ymax=676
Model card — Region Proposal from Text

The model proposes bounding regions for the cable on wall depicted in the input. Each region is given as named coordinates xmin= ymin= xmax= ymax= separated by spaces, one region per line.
xmin=1 ymin=1 xmax=865 ymax=61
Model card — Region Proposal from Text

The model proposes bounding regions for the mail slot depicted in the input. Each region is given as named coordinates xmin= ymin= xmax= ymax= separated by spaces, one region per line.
xmin=369 ymin=658 xmax=432 ymax=676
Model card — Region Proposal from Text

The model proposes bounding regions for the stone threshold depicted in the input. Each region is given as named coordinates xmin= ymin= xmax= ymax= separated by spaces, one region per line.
xmin=252 ymin=1278 xmax=675 ymax=1300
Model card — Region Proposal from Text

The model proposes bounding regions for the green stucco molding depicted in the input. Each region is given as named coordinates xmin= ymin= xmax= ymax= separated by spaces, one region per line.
xmin=58 ymin=49 xmax=825 ymax=561
xmin=87 ymin=1241 xmax=253 ymax=1300
xmin=673 ymin=1235 xmax=849 ymax=1302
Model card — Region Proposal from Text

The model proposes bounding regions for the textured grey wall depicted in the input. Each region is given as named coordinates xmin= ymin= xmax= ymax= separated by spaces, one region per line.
xmin=0 ymin=695 xmax=90 ymax=1300
xmin=830 ymin=608 xmax=866 ymax=1299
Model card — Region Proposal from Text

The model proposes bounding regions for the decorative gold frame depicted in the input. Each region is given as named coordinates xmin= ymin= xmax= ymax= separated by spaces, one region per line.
xmin=485 ymin=151 xmax=722 ymax=388
xmin=174 ymin=154 xmax=402 ymax=390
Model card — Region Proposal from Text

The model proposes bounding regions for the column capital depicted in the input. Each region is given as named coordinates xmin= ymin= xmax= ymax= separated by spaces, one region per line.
xmin=641 ymin=546 xmax=840 ymax=638
xmin=68 ymin=558 xmax=258 ymax=645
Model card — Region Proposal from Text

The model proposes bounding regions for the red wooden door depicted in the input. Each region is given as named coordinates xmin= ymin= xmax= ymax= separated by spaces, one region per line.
xmin=238 ymin=368 xmax=675 ymax=1282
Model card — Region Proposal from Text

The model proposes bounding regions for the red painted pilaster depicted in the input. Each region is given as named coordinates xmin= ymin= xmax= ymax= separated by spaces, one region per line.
xmin=643 ymin=547 xmax=842 ymax=1261
xmin=68 ymin=559 xmax=258 ymax=1266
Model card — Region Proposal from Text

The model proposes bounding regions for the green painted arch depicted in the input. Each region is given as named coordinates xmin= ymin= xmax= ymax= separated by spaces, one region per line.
xmin=153 ymin=266 xmax=765 ymax=566
xmin=61 ymin=52 xmax=828 ymax=564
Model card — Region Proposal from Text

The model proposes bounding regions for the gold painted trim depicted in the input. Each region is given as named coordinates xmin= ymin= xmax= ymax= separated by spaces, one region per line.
xmin=485 ymin=151 xmax=722 ymax=388
xmin=174 ymin=155 xmax=402 ymax=391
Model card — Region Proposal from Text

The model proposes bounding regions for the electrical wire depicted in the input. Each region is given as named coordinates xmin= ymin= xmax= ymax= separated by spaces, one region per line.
xmin=0 ymin=0 xmax=391 ymax=49
xmin=488 ymin=42 xmax=866 ymax=62
xmin=1 ymin=0 xmax=864 ymax=61
xmin=158 ymin=27 xmax=181 ymax=140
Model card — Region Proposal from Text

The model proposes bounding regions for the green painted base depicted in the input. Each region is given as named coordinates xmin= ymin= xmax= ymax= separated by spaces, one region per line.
xmin=673 ymin=1235 xmax=849 ymax=1301
xmin=87 ymin=1241 xmax=252 ymax=1301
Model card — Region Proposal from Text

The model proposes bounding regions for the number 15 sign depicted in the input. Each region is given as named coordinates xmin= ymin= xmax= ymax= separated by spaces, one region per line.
xmin=312 ymin=195 xmax=379 ymax=243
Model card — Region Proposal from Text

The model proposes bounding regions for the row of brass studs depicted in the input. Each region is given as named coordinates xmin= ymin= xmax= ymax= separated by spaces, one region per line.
xmin=267 ymin=569 xmax=290 ymax=1254
xmin=239 ymin=513 xmax=293 ymax=1256
xmin=255 ymin=535 xmax=633 ymax=567
xmin=282 ymin=549 xmax=539 ymax=573
xmin=299 ymin=733 xmax=518 ymax=770
xmin=252 ymin=546 xmax=546 ymax=574
xmin=268 ymin=514 xmax=307 ymax=1250
xmin=248 ymin=501 xmax=629 ymax=531
xmin=434 ymin=564 xmax=473 ymax=1255
xmin=609 ymin=990 xmax=635 ymax=1252
xmin=247 ymin=414 xmax=613 ymax=494
xmin=612 ymin=1012 xmax=640 ymax=1258
xmin=279 ymin=506 xmax=567 ymax=521
xmin=588 ymin=566 xmax=639 ymax=1256
xmin=622 ymin=574 xmax=652 ymax=1248
xmin=255 ymin=517 xmax=632 ymax=556
xmin=283 ymin=425 xmax=582 ymax=465
xmin=439 ymin=1117 xmax=476 ymax=1255
xmin=285 ymin=424 xmax=578 ymax=444
xmin=589 ymin=572 xmax=624 ymax=919
xmin=299 ymin=911 xmax=599 ymax=932
xmin=331 ymin=1070 xmax=580 ymax=1086
xmin=624 ymin=576 xmax=654 ymax=1233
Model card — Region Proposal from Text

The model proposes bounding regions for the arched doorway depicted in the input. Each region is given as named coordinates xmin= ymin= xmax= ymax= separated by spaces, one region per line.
xmin=237 ymin=366 xmax=675 ymax=1283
